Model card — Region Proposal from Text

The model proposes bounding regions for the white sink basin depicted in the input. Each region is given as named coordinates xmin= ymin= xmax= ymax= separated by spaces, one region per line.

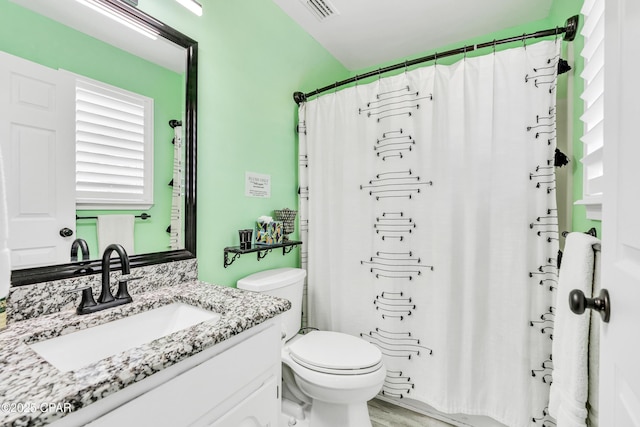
xmin=29 ymin=302 xmax=221 ymax=372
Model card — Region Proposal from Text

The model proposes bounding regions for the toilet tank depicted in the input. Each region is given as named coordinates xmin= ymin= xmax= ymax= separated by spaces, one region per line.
xmin=237 ymin=268 xmax=306 ymax=341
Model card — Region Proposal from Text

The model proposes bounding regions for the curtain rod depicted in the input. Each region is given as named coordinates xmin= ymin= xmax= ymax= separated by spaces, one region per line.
xmin=293 ymin=15 xmax=579 ymax=105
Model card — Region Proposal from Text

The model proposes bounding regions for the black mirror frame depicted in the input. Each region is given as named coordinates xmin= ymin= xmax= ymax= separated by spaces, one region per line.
xmin=11 ymin=0 xmax=197 ymax=287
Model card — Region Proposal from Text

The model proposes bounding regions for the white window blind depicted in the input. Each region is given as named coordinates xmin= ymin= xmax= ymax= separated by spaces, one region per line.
xmin=74 ymin=76 xmax=154 ymax=209
xmin=577 ymin=0 xmax=604 ymax=220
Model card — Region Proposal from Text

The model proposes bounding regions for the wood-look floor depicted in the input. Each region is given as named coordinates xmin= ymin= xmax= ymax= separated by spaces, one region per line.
xmin=368 ymin=399 xmax=455 ymax=427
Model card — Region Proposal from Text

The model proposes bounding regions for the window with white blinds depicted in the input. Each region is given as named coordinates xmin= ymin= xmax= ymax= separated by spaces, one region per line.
xmin=74 ymin=76 xmax=154 ymax=209
xmin=577 ymin=0 xmax=604 ymax=220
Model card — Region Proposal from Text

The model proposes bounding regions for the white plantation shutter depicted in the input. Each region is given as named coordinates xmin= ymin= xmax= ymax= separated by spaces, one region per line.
xmin=577 ymin=0 xmax=604 ymax=219
xmin=73 ymin=75 xmax=153 ymax=209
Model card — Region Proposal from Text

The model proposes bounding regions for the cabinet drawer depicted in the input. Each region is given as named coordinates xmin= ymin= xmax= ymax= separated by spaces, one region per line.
xmin=203 ymin=375 xmax=278 ymax=427
xmin=87 ymin=323 xmax=280 ymax=427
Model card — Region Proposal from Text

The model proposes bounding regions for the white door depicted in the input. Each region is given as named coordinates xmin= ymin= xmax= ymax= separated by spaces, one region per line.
xmin=0 ymin=51 xmax=75 ymax=269
xmin=600 ymin=0 xmax=640 ymax=425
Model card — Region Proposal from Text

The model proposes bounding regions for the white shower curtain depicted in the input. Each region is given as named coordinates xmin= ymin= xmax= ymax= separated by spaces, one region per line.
xmin=170 ymin=123 xmax=184 ymax=250
xmin=298 ymin=41 xmax=560 ymax=427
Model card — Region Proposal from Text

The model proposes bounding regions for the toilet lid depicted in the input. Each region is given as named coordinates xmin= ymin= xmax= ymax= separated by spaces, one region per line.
xmin=288 ymin=331 xmax=382 ymax=375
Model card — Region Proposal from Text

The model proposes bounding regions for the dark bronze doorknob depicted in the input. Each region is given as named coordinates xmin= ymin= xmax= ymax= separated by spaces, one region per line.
xmin=59 ymin=227 xmax=73 ymax=238
xmin=569 ymin=288 xmax=610 ymax=323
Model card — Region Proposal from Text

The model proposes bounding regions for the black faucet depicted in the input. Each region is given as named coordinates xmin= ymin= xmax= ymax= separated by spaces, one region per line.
xmin=73 ymin=243 xmax=135 ymax=315
xmin=70 ymin=238 xmax=90 ymax=262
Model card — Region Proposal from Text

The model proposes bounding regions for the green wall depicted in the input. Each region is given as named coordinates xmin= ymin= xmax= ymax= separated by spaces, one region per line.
xmin=5 ymin=0 xmax=594 ymax=286
xmin=548 ymin=0 xmax=602 ymax=237
xmin=135 ymin=0 xmax=349 ymax=286
xmin=141 ymin=0 xmax=598 ymax=285
xmin=347 ymin=18 xmax=555 ymax=81
xmin=0 ymin=0 xmax=184 ymax=257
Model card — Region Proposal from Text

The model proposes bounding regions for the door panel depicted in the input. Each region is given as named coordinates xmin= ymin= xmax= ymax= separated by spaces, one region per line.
xmin=0 ymin=51 xmax=75 ymax=269
xmin=600 ymin=0 xmax=640 ymax=425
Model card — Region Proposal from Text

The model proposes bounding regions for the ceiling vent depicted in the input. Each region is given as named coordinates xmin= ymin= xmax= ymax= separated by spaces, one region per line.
xmin=300 ymin=0 xmax=339 ymax=21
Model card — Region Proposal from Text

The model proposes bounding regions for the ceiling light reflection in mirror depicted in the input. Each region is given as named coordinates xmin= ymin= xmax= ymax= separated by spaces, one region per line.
xmin=75 ymin=0 xmax=159 ymax=39
xmin=175 ymin=0 xmax=202 ymax=16
xmin=12 ymin=0 xmax=186 ymax=74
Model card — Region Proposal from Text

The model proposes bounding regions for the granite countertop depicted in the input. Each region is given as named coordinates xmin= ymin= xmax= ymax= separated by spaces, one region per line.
xmin=0 ymin=281 xmax=290 ymax=427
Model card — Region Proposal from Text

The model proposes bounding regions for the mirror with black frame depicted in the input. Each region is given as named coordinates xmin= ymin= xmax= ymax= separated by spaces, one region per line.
xmin=3 ymin=0 xmax=197 ymax=286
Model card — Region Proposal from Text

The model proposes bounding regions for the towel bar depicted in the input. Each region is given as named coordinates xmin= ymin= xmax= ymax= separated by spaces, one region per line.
xmin=76 ymin=213 xmax=151 ymax=220
xmin=561 ymin=227 xmax=597 ymax=238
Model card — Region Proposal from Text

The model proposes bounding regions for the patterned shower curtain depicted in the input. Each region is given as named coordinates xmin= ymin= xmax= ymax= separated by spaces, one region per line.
xmin=298 ymin=41 xmax=560 ymax=427
xmin=169 ymin=123 xmax=184 ymax=250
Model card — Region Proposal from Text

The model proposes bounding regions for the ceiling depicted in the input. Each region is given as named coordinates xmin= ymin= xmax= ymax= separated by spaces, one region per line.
xmin=271 ymin=0 xmax=554 ymax=71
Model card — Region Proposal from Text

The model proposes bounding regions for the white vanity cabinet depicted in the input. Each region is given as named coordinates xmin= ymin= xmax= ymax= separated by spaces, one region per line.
xmin=57 ymin=318 xmax=282 ymax=427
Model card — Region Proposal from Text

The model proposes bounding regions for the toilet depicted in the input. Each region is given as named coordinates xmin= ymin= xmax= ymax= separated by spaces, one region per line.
xmin=237 ymin=268 xmax=386 ymax=427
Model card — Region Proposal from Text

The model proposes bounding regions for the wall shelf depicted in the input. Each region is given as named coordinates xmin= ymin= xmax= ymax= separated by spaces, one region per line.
xmin=223 ymin=240 xmax=302 ymax=268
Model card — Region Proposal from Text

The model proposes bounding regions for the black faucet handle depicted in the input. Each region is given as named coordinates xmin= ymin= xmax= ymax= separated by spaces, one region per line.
xmin=115 ymin=281 xmax=133 ymax=302
xmin=66 ymin=286 xmax=97 ymax=315
xmin=115 ymin=275 xmax=140 ymax=302
xmin=119 ymin=274 xmax=142 ymax=282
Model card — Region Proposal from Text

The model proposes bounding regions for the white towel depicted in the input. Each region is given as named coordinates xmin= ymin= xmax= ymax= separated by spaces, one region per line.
xmin=586 ymin=250 xmax=601 ymax=427
xmin=549 ymin=232 xmax=600 ymax=427
xmin=97 ymin=215 xmax=135 ymax=256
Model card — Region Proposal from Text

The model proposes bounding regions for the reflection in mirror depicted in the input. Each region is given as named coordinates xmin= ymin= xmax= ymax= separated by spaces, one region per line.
xmin=3 ymin=0 xmax=197 ymax=285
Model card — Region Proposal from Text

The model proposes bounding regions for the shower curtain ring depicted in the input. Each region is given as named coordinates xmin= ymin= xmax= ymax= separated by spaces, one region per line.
xmin=493 ymin=39 xmax=497 ymax=55
xmin=523 ymin=34 xmax=527 ymax=49
xmin=434 ymin=51 xmax=438 ymax=66
xmin=404 ymin=60 xmax=408 ymax=74
xmin=463 ymin=45 xmax=467 ymax=59
xmin=377 ymin=68 xmax=382 ymax=80
xmin=555 ymin=26 xmax=559 ymax=42
xmin=334 ymin=82 xmax=338 ymax=93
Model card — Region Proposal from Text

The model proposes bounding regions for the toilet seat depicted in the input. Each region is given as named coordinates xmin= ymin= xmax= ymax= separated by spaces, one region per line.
xmin=237 ymin=268 xmax=386 ymax=425
xmin=287 ymin=331 xmax=383 ymax=375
